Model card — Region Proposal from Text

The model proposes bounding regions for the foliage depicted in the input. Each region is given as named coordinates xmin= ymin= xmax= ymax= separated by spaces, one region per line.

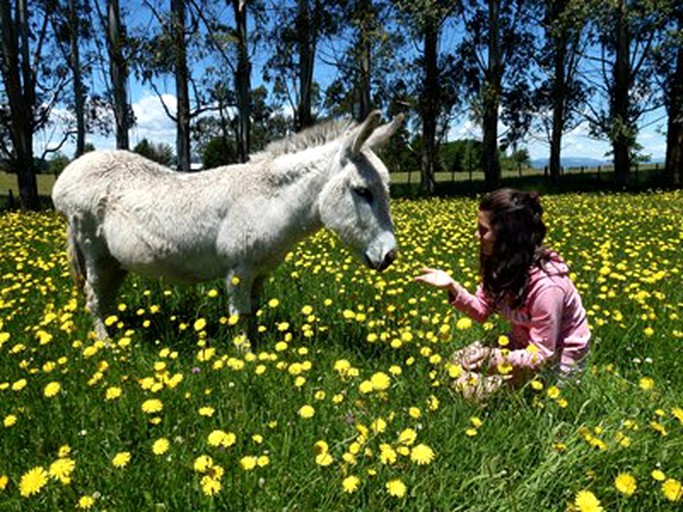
xmin=201 ymin=137 xmax=237 ymax=169
xmin=0 ymin=192 xmax=682 ymax=509
xmin=133 ymin=139 xmax=175 ymax=167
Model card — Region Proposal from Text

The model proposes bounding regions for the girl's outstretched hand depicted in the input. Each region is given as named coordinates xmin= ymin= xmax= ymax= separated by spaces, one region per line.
xmin=413 ymin=267 xmax=456 ymax=289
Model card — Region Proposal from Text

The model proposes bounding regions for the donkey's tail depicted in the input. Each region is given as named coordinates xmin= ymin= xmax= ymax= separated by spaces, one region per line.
xmin=66 ymin=223 xmax=86 ymax=291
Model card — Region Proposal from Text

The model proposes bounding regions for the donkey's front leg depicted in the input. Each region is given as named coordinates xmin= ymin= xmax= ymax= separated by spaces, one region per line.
xmin=226 ymin=270 xmax=260 ymax=349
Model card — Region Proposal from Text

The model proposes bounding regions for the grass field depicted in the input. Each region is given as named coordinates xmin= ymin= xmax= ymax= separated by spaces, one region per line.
xmin=0 ymin=191 xmax=681 ymax=510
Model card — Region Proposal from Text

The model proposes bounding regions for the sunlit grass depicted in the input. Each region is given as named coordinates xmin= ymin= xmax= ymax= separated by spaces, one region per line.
xmin=0 ymin=191 xmax=681 ymax=510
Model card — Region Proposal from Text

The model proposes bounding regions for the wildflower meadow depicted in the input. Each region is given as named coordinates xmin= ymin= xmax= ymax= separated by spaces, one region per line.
xmin=0 ymin=191 xmax=681 ymax=511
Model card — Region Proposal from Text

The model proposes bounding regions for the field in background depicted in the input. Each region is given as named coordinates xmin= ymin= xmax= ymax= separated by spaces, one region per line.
xmin=0 ymin=191 xmax=681 ymax=510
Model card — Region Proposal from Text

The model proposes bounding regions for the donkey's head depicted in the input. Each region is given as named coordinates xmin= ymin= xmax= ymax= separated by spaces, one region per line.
xmin=319 ymin=111 xmax=403 ymax=272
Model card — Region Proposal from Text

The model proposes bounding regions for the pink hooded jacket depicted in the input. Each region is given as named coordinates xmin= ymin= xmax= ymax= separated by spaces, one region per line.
xmin=449 ymin=253 xmax=590 ymax=375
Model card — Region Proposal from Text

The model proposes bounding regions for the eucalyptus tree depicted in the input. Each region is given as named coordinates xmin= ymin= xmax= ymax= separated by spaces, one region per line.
xmin=392 ymin=0 xmax=459 ymax=194
xmin=455 ymin=0 xmax=538 ymax=191
xmin=535 ymin=0 xmax=590 ymax=182
xmin=585 ymin=0 xmax=667 ymax=186
xmin=0 ymin=0 xmax=67 ymax=208
xmin=263 ymin=0 xmax=344 ymax=131
xmin=322 ymin=0 xmax=402 ymax=122
xmin=656 ymin=1 xmax=683 ymax=186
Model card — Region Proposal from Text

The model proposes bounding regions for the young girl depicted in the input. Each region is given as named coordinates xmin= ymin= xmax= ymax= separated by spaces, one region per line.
xmin=414 ymin=189 xmax=590 ymax=398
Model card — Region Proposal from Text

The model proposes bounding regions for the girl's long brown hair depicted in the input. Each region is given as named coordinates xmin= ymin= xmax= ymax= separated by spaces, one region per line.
xmin=479 ymin=189 xmax=550 ymax=309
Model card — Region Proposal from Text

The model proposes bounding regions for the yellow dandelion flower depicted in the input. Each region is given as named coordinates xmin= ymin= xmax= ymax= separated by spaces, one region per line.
xmin=614 ymin=473 xmax=637 ymax=497
xmin=268 ymin=298 xmax=279 ymax=308
xmin=370 ymin=372 xmax=391 ymax=391
xmin=201 ymin=475 xmax=222 ymax=496
xmin=371 ymin=417 xmax=387 ymax=433
xmin=152 ymin=438 xmax=170 ymax=455
xmin=409 ymin=407 xmax=421 ymax=419
xmin=76 ymin=495 xmax=96 ymax=509
xmin=12 ymin=379 xmax=27 ymax=391
xmin=43 ymin=381 xmax=61 ymax=398
xmin=547 ymin=386 xmax=561 ymax=399
xmin=397 ymin=428 xmax=417 ymax=446
xmin=141 ymin=399 xmax=163 ymax=414
xmin=315 ymin=452 xmax=334 ymax=466
xmin=257 ymin=455 xmax=270 ymax=467
xmin=455 ymin=317 xmax=472 ymax=330
xmin=379 ymin=444 xmax=397 ymax=465
xmin=48 ymin=458 xmax=75 ymax=484
xmin=4 ymin=414 xmax=17 ymax=427
xmin=112 ymin=452 xmax=131 ymax=468
xmin=662 ymin=478 xmax=682 ymax=502
xmin=194 ymin=318 xmax=207 ymax=331
xmin=19 ymin=466 xmax=49 ymax=497
xmin=574 ymin=490 xmax=603 ymax=512
xmin=198 ymin=406 xmax=215 ymax=417
xmin=386 ymin=478 xmax=407 ymax=498
xmin=638 ymin=377 xmax=655 ymax=390
xmin=342 ymin=475 xmax=360 ymax=494
xmin=105 ymin=386 xmax=122 ymax=400
xmin=0 ymin=474 xmax=8 ymax=490
xmin=58 ymin=445 xmax=71 ymax=457
xmin=298 ymin=405 xmax=315 ymax=419
xmin=410 ymin=443 xmax=435 ymax=465
xmin=240 ymin=456 xmax=257 ymax=471
xmin=194 ymin=455 xmax=214 ymax=473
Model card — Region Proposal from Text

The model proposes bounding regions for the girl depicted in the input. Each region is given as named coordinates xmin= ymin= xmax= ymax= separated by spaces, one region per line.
xmin=414 ymin=189 xmax=590 ymax=398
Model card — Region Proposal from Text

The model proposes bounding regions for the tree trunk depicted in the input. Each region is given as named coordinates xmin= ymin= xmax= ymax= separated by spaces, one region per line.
xmin=107 ymin=0 xmax=130 ymax=150
xmin=548 ymin=0 xmax=568 ymax=183
xmin=0 ymin=0 xmax=39 ymax=209
xmin=172 ymin=0 xmax=191 ymax=171
xmin=355 ymin=0 xmax=372 ymax=122
xmin=482 ymin=0 xmax=502 ymax=191
xmin=68 ymin=0 xmax=86 ymax=157
xmin=296 ymin=0 xmax=315 ymax=130
xmin=233 ymin=0 xmax=251 ymax=163
xmin=420 ymin=18 xmax=439 ymax=195
xmin=612 ymin=0 xmax=631 ymax=187
xmin=665 ymin=10 xmax=683 ymax=187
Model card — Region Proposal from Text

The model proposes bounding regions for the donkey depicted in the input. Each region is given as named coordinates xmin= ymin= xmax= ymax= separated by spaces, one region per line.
xmin=52 ymin=110 xmax=402 ymax=340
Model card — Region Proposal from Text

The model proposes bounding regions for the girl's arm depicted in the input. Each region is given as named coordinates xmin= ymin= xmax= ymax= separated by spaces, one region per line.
xmin=448 ymin=284 xmax=492 ymax=323
xmin=414 ymin=268 xmax=492 ymax=323
xmin=490 ymin=286 xmax=564 ymax=372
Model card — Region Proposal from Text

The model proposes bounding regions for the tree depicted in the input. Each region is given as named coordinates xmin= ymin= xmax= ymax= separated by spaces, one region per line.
xmin=586 ymin=0 xmax=667 ymax=187
xmin=133 ymin=138 xmax=175 ymax=166
xmin=535 ymin=0 xmax=590 ymax=183
xmin=454 ymin=1 xmax=537 ymax=191
xmin=264 ymin=0 xmax=342 ymax=131
xmin=657 ymin=2 xmax=683 ymax=186
xmin=0 ymin=0 xmax=67 ymax=209
xmin=393 ymin=0 xmax=459 ymax=194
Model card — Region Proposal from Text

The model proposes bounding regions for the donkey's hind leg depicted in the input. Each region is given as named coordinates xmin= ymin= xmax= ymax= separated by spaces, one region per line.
xmin=83 ymin=256 xmax=128 ymax=340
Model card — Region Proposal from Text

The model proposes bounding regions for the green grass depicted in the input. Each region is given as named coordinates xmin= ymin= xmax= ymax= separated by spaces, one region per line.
xmin=0 ymin=192 xmax=681 ymax=510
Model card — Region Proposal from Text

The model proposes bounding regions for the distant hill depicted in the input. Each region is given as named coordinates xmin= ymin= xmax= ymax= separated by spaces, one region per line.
xmin=530 ymin=157 xmax=608 ymax=169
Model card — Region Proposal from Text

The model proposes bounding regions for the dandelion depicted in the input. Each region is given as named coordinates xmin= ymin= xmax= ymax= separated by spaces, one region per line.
xmin=19 ymin=466 xmax=49 ymax=497
xmin=240 ymin=456 xmax=257 ymax=471
xmin=141 ymin=399 xmax=163 ymax=414
xmin=386 ymin=478 xmax=407 ymax=498
xmin=198 ymin=406 xmax=215 ymax=417
xmin=77 ymin=495 xmax=96 ymax=509
xmin=315 ymin=452 xmax=334 ymax=466
xmin=0 ymin=474 xmax=8 ymax=490
xmin=662 ymin=478 xmax=682 ymax=502
xmin=342 ymin=475 xmax=360 ymax=493
xmin=257 ymin=455 xmax=270 ymax=467
xmin=574 ymin=490 xmax=603 ymax=512
xmin=614 ymin=473 xmax=637 ymax=497
xmin=194 ymin=455 xmax=214 ymax=473
xmin=194 ymin=318 xmax=207 ymax=331
xmin=651 ymin=469 xmax=666 ymax=481
xmin=298 ymin=405 xmax=315 ymax=419
xmin=397 ymin=428 xmax=417 ymax=446
xmin=455 ymin=317 xmax=472 ymax=330
xmin=105 ymin=386 xmax=122 ymax=400
xmin=638 ymin=377 xmax=655 ymax=390
xmin=152 ymin=438 xmax=170 ymax=455
xmin=112 ymin=452 xmax=131 ymax=468
xmin=49 ymin=458 xmax=75 ymax=484
xmin=207 ymin=430 xmax=236 ymax=448
xmin=370 ymin=372 xmax=391 ymax=391
xmin=410 ymin=444 xmax=435 ymax=465
xmin=43 ymin=381 xmax=61 ymax=398
xmin=547 ymin=386 xmax=561 ymax=399
xmin=4 ymin=414 xmax=17 ymax=427
xmin=201 ymin=476 xmax=222 ymax=496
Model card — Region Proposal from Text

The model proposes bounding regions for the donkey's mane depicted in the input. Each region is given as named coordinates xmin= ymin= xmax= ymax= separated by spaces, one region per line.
xmin=255 ymin=117 xmax=357 ymax=160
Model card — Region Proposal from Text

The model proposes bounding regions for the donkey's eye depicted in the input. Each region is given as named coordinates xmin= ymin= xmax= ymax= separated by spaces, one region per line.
xmin=353 ymin=187 xmax=374 ymax=202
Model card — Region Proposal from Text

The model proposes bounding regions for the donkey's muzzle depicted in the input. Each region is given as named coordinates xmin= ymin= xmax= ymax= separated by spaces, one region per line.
xmin=376 ymin=248 xmax=397 ymax=272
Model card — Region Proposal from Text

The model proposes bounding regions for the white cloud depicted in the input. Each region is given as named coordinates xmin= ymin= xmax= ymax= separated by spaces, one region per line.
xmin=130 ymin=92 xmax=177 ymax=148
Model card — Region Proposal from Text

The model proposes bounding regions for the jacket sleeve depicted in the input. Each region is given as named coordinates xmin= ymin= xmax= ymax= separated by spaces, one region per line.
xmin=492 ymin=285 xmax=565 ymax=371
xmin=448 ymin=284 xmax=493 ymax=323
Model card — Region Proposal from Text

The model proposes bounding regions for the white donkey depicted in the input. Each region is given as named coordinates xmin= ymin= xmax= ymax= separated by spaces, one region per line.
xmin=52 ymin=111 xmax=402 ymax=339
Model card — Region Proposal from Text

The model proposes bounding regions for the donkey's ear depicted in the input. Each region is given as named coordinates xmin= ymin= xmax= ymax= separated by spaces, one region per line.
xmin=366 ymin=113 xmax=405 ymax=149
xmin=342 ymin=110 xmax=382 ymax=159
